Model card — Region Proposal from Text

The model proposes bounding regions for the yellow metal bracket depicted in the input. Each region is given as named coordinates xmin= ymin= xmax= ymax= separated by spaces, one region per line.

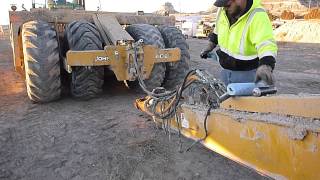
xmin=66 ymin=45 xmax=181 ymax=81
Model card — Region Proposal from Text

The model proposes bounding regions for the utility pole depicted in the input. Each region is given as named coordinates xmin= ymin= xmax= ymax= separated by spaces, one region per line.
xmin=309 ymin=0 xmax=312 ymax=9
xmin=82 ymin=0 xmax=86 ymax=10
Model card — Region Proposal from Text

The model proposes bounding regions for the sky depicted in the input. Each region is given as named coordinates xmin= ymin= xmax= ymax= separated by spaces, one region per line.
xmin=1 ymin=0 xmax=214 ymax=25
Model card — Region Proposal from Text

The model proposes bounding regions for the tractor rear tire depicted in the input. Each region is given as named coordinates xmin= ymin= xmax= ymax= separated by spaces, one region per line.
xmin=21 ymin=20 xmax=61 ymax=103
xmin=125 ymin=24 xmax=166 ymax=91
xmin=65 ymin=20 xmax=104 ymax=99
xmin=157 ymin=26 xmax=190 ymax=90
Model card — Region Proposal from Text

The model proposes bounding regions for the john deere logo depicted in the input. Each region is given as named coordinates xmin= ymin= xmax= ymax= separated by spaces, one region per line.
xmin=96 ymin=56 xmax=109 ymax=62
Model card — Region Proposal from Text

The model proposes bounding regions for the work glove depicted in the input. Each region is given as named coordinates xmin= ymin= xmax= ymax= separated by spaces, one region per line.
xmin=200 ymin=50 xmax=210 ymax=59
xmin=255 ymin=65 xmax=275 ymax=85
xmin=200 ymin=41 xmax=216 ymax=59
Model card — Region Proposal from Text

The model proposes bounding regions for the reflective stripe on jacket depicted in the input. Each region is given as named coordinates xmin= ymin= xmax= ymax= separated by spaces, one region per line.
xmin=214 ymin=0 xmax=277 ymax=69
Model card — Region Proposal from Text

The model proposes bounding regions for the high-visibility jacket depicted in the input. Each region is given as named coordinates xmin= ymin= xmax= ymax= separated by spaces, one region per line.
xmin=213 ymin=0 xmax=278 ymax=71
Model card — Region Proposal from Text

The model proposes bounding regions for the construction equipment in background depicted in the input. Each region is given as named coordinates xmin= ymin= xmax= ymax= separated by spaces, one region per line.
xmin=180 ymin=21 xmax=197 ymax=39
xmin=267 ymin=11 xmax=278 ymax=21
xmin=195 ymin=21 xmax=213 ymax=39
xmin=0 ymin=26 xmax=3 ymax=36
xmin=178 ymin=21 xmax=212 ymax=39
xmin=9 ymin=0 xmax=190 ymax=103
xmin=195 ymin=15 xmax=215 ymax=39
xmin=46 ymin=0 xmax=85 ymax=10
xmin=135 ymin=69 xmax=320 ymax=180
xmin=195 ymin=15 xmax=215 ymax=38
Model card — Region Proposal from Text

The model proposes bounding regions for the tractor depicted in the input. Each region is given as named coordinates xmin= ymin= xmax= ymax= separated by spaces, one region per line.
xmin=9 ymin=0 xmax=189 ymax=102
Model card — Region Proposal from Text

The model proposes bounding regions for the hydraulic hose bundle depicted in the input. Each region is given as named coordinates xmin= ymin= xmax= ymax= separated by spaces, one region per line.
xmin=132 ymin=40 xmax=228 ymax=121
xmin=132 ymin=41 xmax=277 ymax=151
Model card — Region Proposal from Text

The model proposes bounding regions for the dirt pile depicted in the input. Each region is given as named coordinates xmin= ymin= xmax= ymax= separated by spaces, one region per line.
xmin=280 ymin=10 xmax=295 ymax=20
xmin=154 ymin=2 xmax=178 ymax=15
xmin=274 ymin=20 xmax=320 ymax=43
xmin=304 ymin=8 xmax=320 ymax=19
xmin=207 ymin=5 xmax=218 ymax=13
xmin=262 ymin=0 xmax=319 ymax=16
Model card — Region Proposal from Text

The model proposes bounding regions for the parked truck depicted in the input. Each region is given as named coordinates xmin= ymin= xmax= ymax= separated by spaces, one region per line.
xmin=180 ymin=21 xmax=197 ymax=39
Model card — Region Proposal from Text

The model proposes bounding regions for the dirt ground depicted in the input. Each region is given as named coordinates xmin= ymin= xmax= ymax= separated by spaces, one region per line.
xmin=0 ymin=33 xmax=319 ymax=180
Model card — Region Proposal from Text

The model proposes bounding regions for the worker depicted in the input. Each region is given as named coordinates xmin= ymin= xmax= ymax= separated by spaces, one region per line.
xmin=200 ymin=0 xmax=278 ymax=86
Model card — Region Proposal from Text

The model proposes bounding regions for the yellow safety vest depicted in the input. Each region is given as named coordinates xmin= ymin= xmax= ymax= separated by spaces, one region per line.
xmin=214 ymin=0 xmax=277 ymax=61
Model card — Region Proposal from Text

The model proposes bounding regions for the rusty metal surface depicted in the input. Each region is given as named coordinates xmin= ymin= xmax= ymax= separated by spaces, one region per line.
xmin=92 ymin=15 xmax=112 ymax=45
xmin=9 ymin=9 xmax=175 ymax=25
xmin=9 ymin=23 xmax=24 ymax=76
xmin=115 ymin=14 xmax=175 ymax=26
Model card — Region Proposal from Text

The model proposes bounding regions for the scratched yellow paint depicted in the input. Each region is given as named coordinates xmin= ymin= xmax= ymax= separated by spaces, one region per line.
xmin=177 ymin=107 xmax=320 ymax=180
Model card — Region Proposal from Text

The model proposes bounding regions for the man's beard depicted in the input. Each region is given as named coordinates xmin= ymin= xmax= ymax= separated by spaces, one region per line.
xmin=229 ymin=5 xmax=242 ymax=17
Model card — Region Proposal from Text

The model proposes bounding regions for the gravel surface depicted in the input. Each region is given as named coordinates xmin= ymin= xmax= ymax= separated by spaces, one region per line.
xmin=1 ymin=33 xmax=319 ymax=180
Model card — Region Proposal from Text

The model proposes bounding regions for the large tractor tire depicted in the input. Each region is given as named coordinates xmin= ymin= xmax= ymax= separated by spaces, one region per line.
xmin=21 ymin=20 xmax=61 ymax=103
xmin=65 ymin=20 xmax=104 ymax=99
xmin=126 ymin=24 xmax=166 ymax=91
xmin=157 ymin=26 xmax=190 ymax=90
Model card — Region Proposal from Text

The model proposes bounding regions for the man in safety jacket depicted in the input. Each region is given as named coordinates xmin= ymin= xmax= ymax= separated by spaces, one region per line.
xmin=200 ymin=0 xmax=278 ymax=85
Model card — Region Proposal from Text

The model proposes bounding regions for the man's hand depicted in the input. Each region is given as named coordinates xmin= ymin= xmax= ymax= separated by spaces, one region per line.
xmin=255 ymin=65 xmax=275 ymax=85
xmin=200 ymin=51 xmax=209 ymax=59
xmin=200 ymin=41 xmax=216 ymax=59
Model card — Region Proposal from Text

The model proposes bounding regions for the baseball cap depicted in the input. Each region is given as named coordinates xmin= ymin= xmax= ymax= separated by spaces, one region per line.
xmin=214 ymin=0 xmax=230 ymax=7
